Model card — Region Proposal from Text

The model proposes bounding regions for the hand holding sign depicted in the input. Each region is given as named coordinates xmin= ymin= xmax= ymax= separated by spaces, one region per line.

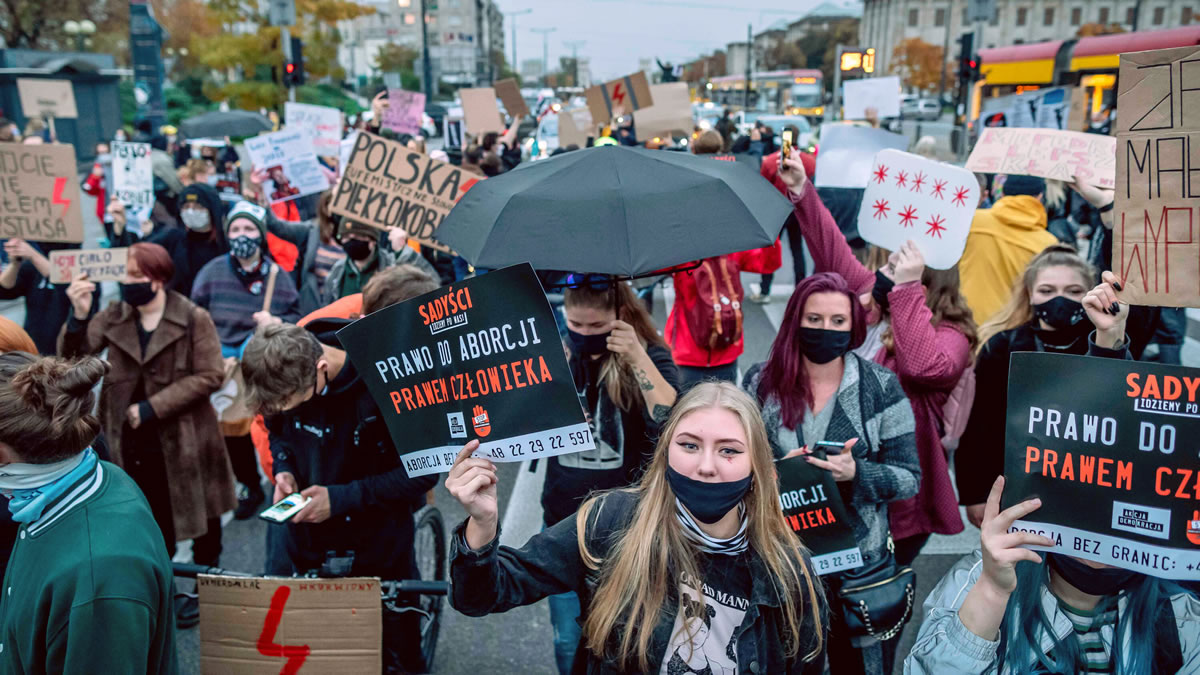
xmin=888 ymin=241 xmax=926 ymax=285
xmin=978 ymin=477 xmax=1055 ymax=594
xmin=66 ymin=273 xmax=96 ymax=320
xmin=445 ymin=440 xmax=499 ymax=549
xmin=1082 ymin=271 xmax=1129 ymax=348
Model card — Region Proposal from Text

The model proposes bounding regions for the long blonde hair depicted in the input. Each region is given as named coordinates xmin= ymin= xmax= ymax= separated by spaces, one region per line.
xmin=576 ymin=382 xmax=824 ymax=671
xmin=976 ymin=244 xmax=1095 ymax=353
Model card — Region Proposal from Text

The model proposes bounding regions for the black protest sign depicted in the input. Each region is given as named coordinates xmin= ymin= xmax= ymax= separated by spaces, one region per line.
xmin=1003 ymin=352 xmax=1200 ymax=580
xmin=329 ymin=131 xmax=479 ymax=252
xmin=336 ymin=263 xmax=595 ymax=477
xmin=776 ymin=455 xmax=861 ymax=575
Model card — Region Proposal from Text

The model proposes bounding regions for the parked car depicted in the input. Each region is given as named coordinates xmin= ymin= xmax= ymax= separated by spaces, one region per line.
xmin=915 ymin=98 xmax=941 ymax=121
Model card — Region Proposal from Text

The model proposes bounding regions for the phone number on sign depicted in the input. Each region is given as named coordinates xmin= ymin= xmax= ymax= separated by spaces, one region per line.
xmin=432 ymin=426 xmax=595 ymax=468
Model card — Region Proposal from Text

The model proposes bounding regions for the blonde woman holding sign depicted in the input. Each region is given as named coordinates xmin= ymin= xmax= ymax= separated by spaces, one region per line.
xmin=446 ymin=382 xmax=828 ymax=674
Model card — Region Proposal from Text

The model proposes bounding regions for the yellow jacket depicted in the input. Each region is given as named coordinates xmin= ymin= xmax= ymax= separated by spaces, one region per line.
xmin=959 ymin=195 xmax=1058 ymax=325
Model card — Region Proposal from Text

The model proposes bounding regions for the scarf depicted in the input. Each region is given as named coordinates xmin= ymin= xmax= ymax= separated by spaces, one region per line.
xmin=0 ymin=448 xmax=98 ymax=523
xmin=230 ymin=255 xmax=269 ymax=295
xmin=676 ymin=499 xmax=748 ymax=556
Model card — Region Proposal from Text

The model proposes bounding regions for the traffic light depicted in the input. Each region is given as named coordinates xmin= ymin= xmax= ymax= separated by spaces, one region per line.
xmin=284 ymin=36 xmax=305 ymax=87
xmin=956 ymin=32 xmax=978 ymax=84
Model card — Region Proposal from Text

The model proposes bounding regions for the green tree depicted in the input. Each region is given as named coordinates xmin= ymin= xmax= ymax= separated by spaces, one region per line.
xmin=375 ymin=44 xmax=418 ymax=73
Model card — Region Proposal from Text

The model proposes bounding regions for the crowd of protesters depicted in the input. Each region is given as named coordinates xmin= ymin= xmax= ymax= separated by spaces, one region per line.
xmin=0 ymin=85 xmax=1195 ymax=675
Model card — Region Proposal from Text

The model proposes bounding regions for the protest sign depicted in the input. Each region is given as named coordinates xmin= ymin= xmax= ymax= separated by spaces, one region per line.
xmin=842 ymin=75 xmax=901 ymax=120
xmin=857 ymin=149 xmax=978 ymax=269
xmin=336 ymin=263 xmax=595 ymax=478
xmin=0 ymin=144 xmax=84 ymax=243
xmin=558 ymin=108 xmax=594 ymax=147
xmin=16 ymin=78 xmax=77 ymax=119
xmin=1002 ymin=352 xmax=1200 ymax=580
xmin=198 ymin=575 xmax=381 ymax=674
xmin=460 ymin=87 xmax=504 ymax=135
xmin=1113 ymin=45 xmax=1200 ymax=307
xmin=777 ymin=455 xmax=862 ymax=575
xmin=338 ymin=130 xmax=359 ymax=177
xmin=632 ymin=82 xmax=692 ymax=141
xmin=284 ymin=102 xmax=343 ymax=156
xmin=244 ymin=128 xmax=330 ymax=204
xmin=381 ymin=89 xmax=426 ymax=137
xmin=494 ymin=78 xmax=530 ymax=118
xmin=585 ymin=71 xmax=654 ymax=124
xmin=813 ymin=124 xmax=908 ymax=189
xmin=1067 ymin=86 xmax=1088 ymax=132
xmin=964 ymin=127 xmax=1116 ymax=189
xmin=48 ymin=247 xmax=128 ymax=284
xmin=112 ymin=141 xmax=154 ymax=226
xmin=330 ymin=131 xmax=478 ymax=251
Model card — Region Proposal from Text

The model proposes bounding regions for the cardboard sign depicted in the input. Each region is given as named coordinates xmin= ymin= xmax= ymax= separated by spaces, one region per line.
xmin=244 ymin=128 xmax=330 ymax=204
xmin=558 ymin=108 xmax=594 ymax=148
xmin=1001 ymin=353 xmax=1200 ymax=579
xmin=0 ymin=144 xmax=84 ymax=243
xmin=330 ymin=131 xmax=478 ymax=251
xmin=16 ymin=78 xmax=77 ymax=119
xmin=48 ymin=247 xmax=127 ymax=284
xmin=381 ymin=89 xmax=426 ymax=137
xmin=585 ymin=71 xmax=654 ymax=124
xmin=964 ymin=127 xmax=1116 ymax=189
xmin=632 ymin=82 xmax=692 ymax=141
xmin=494 ymin=78 xmax=530 ymax=118
xmin=112 ymin=141 xmax=154 ymax=226
xmin=284 ymin=102 xmax=343 ymax=156
xmin=335 ymin=263 xmax=595 ymax=478
xmin=460 ymin=88 xmax=504 ymax=135
xmin=813 ymin=124 xmax=908 ymax=189
xmin=857 ymin=149 xmax=979 ymax=269
xmin=197 ymin=575 xmax=381 ymax=674
xmin=842 ymin=75 xmax=901 ymax=120
xmin=777 ymin=456 xmax=862 ymax=575
xmin=1113 ymin=46 xmax=1200 ymax=307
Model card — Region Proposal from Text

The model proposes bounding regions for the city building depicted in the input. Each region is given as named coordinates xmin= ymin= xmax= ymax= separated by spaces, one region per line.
xmin=787 ymin=1 xmax=864 ymax=42
xmin=726 ymin=41 xmax=751 ymax=78
xmin=521 ymin=58 xmax=544 ymax=84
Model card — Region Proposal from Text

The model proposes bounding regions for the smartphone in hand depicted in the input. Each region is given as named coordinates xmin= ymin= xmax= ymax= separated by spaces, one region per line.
xmin=813 ymin=440 xmax=845 ymax=455
xmin=780 ymin=129 xmax=794 ymax=158
xmin=259 ymin=493 xmax=312 ymax=523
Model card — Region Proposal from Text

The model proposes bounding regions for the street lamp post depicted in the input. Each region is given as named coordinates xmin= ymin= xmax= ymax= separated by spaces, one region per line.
xmin=507 ymin=9 xmax=532 ymax=77
xmin=63 ymin=20 xmax=96 ymax=51
xmin=531 ymin=27 xmax=556 ymax=87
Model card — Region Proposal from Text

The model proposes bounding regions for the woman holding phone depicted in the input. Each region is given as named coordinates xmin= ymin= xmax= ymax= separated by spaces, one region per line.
xmin=446 ymin=382 xmax=828 ymax=673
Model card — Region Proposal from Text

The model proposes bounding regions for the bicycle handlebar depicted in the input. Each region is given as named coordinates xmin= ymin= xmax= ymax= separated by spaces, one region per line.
xmin=172 ymin=562 xmax=255 ymax=579
xmin=385 ymin=580 xmax=449 ymax=596
xmin=172 ymin=562 xmax=449 ymax=596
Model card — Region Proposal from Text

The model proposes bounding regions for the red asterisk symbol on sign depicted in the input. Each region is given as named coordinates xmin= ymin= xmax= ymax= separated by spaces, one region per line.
xmin=925 ymin=214 xmax=947 ymax=238
xmin=952 ymin=186 xmax=970 ymax=207
xmin=872 ymin=165 xmax=889 ymax=184
xmin=895 ymin=171 xmax=909 ymax=188
xmin=911 ymin=171 xmax=926 ymax=193
xmin=898 ymin=205 xmax=918 ymax=227
xmin=931 ymin=179 xmax=947 ymax=199
xmin=872 ymin=198 xmax=891 ymax=219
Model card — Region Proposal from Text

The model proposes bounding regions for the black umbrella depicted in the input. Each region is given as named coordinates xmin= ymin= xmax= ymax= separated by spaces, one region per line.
xmin=180 ymin=110 xmax=273 ymax=139
xmin=435 ymin=146 xmax=791 ymax=277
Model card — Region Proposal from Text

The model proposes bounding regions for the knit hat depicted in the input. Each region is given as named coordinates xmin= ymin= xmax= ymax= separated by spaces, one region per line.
xmin=999 ymin=174 xmax=1045 ymax=198
xmin=225 ymin=201 xmax=268 ymax=239
xmin=337 ymin=218 xmax=380 ymax=241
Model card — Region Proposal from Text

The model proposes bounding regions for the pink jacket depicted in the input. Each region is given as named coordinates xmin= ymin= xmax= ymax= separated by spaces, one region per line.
xmin=790 ymin=183 xmax=968 ymax=539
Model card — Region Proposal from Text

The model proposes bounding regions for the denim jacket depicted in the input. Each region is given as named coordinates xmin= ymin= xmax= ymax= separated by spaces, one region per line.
xmin=450 ymin=489 xmax=828 ymax=674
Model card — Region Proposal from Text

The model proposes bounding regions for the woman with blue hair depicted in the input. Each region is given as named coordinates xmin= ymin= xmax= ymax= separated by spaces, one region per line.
xmin=905 ymin=272 xmax=1200 ymax=674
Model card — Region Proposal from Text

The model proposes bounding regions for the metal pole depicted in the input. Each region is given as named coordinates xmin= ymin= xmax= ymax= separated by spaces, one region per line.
xmin=420 ymin=0 xmax=434 ymax=99
xmin=830 ymin=44 xmax=844 ymax=124
xmin=508 ymin=9 xmax=531 ymax=79
xmin=282 ymin=26 xmax=295 ymax=102
xmin=743 ymin=23 xmax=751 ymax=110
xmin=1132 ymin=0 xmax=1144 ymax=31
xmin=938 ymin=8 xmax=952 ymax=104
xmin=531 ymin=27 xmax=555 ymax=87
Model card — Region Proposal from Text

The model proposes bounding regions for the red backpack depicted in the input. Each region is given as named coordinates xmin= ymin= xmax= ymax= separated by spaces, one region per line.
xmin=685 ymin=256 xmax=744 ymax=351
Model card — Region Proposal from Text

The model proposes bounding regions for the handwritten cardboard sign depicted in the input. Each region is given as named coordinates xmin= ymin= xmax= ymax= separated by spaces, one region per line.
xmin=381 ymin=89 xmax=426 ymax=137
xmin=494 ymin=78 xmax=529 ymax=118
xmin=284 ymin=102 xmax=343 ymax=156
xmin=49 ymin=248 xmax=127 ymax=284
xmin=0 ymin=144 xmax=83 ymax=243
xmin=585 ymin=71 xmax=654 ymax=124
xmin=558 ymin=108 xmax=594 ymax=147
xmin=460 ymin=88 xmax=504 ymax=135
xmin=631 ymin=82 xmax=692 ymax=141
xmin=777 ymin=455 xmax=862 ymax=575
xmin=857 ymin=149 xmax=979 ymax=269
xmin=198 ymin=575 xmax=381 ymax=674
xmin=112 ymin=141 xmax=154 ymax=226
xmin=1113 ymin=45 xmax=1200 ymax=307
xmin=965 ymin=127 xmax=1116 ymax=189
xmin=1002 ymin=353 xmax=1200 ymax=579
xmin=244 ymin=129 xmax=330 ymax=204
xmin=842 ymin=75 xmax=900 ymax=120
xmin=330 ymin=131 xmax=478 ymax=251
xmin=16 ymin=79 xmax=77 ymax=119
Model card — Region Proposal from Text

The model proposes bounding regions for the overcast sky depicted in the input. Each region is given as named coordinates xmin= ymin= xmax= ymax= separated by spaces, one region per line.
xmin=493 ymin=0 xmax=826 ymax=82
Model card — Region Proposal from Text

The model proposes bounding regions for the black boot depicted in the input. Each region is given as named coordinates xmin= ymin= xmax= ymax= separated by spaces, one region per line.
xmin=234 ymin=482 xmax=265 ymax=520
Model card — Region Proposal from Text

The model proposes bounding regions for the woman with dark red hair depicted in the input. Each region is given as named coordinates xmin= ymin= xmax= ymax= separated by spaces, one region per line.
xmin=742 ymin=271 xmax=919 ymax=675
xmin=59 ymin=242 xmax=237 ymax=629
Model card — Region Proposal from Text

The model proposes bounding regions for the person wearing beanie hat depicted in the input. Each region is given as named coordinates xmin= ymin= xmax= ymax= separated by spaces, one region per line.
xmin=958 ymin=173 xmax=1058 ymax=324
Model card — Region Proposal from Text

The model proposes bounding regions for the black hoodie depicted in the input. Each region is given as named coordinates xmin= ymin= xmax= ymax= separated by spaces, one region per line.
xmin=266 ymin=318 xmax=438 ymax=577
xmin=0 ymin=242 xmax=100 ymax=355
xmin=148 ymin=183 xmax=229 ymax=298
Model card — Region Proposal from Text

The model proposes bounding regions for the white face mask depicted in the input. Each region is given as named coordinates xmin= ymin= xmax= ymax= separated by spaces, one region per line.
xmin=181 ymin=208 xmax=211 ymax=231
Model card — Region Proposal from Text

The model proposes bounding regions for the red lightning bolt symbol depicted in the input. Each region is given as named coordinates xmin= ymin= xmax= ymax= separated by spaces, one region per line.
xmin=610 ymin=82 xmax=626 ymax=106
xmin=257 ymin=586 xmax=311 ymax=675
xmin=51 ymin=177 xmax=71 ymax=218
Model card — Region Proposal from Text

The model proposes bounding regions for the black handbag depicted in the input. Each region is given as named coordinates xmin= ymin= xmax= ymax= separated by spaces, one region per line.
xmin=836 ymin=539 xmax=916 ymax=643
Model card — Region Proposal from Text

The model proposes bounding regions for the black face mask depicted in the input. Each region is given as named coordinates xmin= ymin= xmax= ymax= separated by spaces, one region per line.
xmin=120 ymin=282 xmax=157 ymax=307
xmin=567 ymin=329 xmax=610 ymax=356
xmin=1033 ymin=295 xmax=1087 ymax=331
xmin=1048 ymin=553 xmax=1140 ymax=596
xmin=797 ymin=327 xmax=852 ymax=364
xmin=342 ymin=238 xmax=374 ymax=261
xmin=872 ymin=269 xmax=896 ymax=311
xmin=666 ymin=465 xmax=752 ymax=525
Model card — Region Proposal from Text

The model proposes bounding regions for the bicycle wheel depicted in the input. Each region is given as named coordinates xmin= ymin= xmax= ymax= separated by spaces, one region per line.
xmin=412 ymin=505 xmax=446 ymax=672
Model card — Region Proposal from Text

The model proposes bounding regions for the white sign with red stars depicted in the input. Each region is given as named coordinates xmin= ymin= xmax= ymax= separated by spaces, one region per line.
xmin=857 ymin=149 xmax=979 ymax=270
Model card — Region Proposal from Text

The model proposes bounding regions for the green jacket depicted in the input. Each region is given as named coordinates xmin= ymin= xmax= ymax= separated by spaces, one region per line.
xmin=0 ymin=461 xmax=177 ymax=675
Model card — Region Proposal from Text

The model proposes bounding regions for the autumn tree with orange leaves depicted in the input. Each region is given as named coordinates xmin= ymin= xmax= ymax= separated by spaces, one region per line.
xmin=890 ymin=38 xmax=951 ymax=94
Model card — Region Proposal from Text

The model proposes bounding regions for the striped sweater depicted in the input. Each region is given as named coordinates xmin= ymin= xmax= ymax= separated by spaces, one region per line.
xmin=190 ymin=255 xmax=301 ymax=348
